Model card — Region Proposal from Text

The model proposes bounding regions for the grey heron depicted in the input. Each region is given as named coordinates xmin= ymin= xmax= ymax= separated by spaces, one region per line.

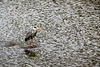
xmin=25 ymin=26 xmax=42 ymax=48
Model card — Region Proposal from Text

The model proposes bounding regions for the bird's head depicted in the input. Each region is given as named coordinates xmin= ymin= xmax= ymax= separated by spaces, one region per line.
xmin=32 ymin=26 xmax=42 ymax=30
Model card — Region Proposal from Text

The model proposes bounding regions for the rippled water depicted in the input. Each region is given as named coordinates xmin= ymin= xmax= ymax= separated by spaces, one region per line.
xmin=0 ymin=0 xmax=100 ymax=67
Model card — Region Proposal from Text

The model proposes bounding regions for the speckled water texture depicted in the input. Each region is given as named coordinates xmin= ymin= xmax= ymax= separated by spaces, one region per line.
xmin=0 ymin=0 xmax=100 ymax=67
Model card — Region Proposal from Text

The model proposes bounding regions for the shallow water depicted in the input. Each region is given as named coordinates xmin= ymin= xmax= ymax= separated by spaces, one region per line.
xmin=0 ymin=0 xmax=100 ymax=67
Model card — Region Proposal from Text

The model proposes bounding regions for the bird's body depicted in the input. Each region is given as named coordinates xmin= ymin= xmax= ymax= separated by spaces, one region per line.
xmin=25 ymin=29 xmax=37 ymax=42
xmin=25 ymin=26 xmax=41 ymax=48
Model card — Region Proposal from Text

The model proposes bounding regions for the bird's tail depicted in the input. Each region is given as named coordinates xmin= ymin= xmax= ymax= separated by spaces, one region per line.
xmin=25 ymin=38 xmax=28 ymax=42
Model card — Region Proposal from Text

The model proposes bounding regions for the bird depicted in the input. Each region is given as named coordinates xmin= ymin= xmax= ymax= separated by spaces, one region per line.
xmin=25 ymin=26 xmax=42 ymax=48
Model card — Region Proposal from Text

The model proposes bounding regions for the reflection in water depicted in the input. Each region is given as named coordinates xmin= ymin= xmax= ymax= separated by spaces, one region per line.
xmin=24 ymin=49 xmax=37 ymax=58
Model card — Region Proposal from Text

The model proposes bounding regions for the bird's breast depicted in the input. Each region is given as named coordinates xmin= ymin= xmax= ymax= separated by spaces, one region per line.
xmin=32 ymin=31 xmax=34 ymax=33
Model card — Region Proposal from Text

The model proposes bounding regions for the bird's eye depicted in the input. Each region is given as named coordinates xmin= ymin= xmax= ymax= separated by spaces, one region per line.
xmin=34 ymin=27 xmax=36 ymax=28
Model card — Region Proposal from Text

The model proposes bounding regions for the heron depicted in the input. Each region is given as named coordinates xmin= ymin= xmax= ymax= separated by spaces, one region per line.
xmin=25 ymin=26 xmax=42 ymax=48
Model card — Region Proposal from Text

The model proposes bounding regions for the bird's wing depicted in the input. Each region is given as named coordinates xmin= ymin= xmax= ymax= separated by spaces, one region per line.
xmin=25 ymin=31 xmax=32 ymax=41
xmin=26 ymin=31 xmax=32 ymax=38
xmin=25 ymin=30 xmax=37 ymax=41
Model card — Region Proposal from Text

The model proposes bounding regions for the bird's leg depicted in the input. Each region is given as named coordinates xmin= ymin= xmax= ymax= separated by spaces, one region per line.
xmin=32 ymin=39 xmax=35 ymax=48
xmin=31 ymin=39 xmax=34 ymax=45
xmin=29 ymin=39 xmax=32 ymax=48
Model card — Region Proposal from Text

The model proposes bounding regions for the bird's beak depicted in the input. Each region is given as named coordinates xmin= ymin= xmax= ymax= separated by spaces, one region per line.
xmin=36 ymin=28 xmax=42 ymax=29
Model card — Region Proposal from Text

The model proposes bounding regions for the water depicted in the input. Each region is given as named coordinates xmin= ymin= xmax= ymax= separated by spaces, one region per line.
xmin=0 ymin=0 xmax=100 ymax=67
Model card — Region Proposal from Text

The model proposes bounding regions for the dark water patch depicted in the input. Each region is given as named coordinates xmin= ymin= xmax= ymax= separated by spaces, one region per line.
xmin=4 ymin=41 xmax=16 ymax=47
xmin=0 ymin=41 xmax=17 ymax=47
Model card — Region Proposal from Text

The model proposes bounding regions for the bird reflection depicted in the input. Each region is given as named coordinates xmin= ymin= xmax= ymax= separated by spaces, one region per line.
xmin=24 ymin=49 xmax=37 ymax=57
